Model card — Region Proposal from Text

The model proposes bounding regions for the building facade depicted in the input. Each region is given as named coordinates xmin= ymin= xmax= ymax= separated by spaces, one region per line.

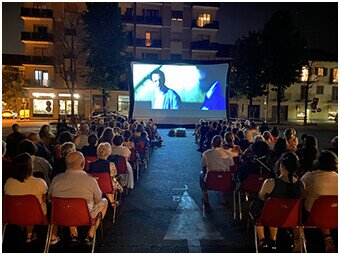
xmin=3 ymin=2 xmax=223 ymax=120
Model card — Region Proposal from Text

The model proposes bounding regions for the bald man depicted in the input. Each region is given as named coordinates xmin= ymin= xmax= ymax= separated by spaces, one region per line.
xmin=49 ymin=151 xmax=108 ymax=246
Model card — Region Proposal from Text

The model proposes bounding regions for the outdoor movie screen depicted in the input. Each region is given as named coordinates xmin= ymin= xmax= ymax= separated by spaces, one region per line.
xmin=131 ymin=62 xmax=229 ymax=123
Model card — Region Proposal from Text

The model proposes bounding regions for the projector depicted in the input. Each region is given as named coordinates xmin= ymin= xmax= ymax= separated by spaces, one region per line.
xmin=175 ymin=128 xmax=187 ymax=137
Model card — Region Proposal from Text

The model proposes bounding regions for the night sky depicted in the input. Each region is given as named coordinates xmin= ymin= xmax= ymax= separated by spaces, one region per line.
xmin=2 ymin=2 xmax=338 ymax=55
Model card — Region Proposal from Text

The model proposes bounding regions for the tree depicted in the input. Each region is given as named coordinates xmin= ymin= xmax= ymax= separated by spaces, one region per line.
xmin=82 ymin=3 xmax=128 ymax=115
xmin=262 ymin=11 xmax=308 ymax=124
xmin=54 ymin=11 xmax=85 ymax=122
xmin=2 ymin=66 xmax=25 ymax=112
xmin=230 ymin=31 xmax=268 ymax=118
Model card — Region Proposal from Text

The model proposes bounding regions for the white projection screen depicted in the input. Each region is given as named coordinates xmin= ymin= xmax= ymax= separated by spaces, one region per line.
xmin=131 ymin=62 xmax=229 ymax=124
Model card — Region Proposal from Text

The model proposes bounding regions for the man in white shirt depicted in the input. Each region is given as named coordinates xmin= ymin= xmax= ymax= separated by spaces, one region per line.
xmin=200 ymin=135 xmax=234 ymax=207
xmin=74 ymin=123 xmax=90 ymax=150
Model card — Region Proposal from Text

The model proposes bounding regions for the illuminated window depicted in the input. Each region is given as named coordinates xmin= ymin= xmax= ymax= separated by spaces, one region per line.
xmin=145 ymin=32 xmax=151 ymax=47
xmin=34 ymin=70 xmax=49 ymax=87
xmin=59 ymin=100 xmax=78 ymax=115
xmin=301 ymin=66 xmax=309 ymax=82
xmin=296 ymin=106 xmax=305 ymax=119
xmin=118 ymin=95 xmax=129 ymax=112
xmin=316 ymin=86 xmax=324 ymax=95
xmin=197 ymin=13 xmax=211 ymax=27
xmin=328 ymin=105 xmax=337 ymax=121
xmin=315 ymin=67 xmax=328 ymax=76
xmin=33 ymin=99 xmax=53 ymax=116
xmin=331 ymin=68 xmax=338 ymax=83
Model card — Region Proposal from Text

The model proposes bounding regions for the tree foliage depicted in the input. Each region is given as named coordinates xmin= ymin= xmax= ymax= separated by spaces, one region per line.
xmin=262 ymin=11 xmax=308 ymax=123
xmin=230 ymin=31 xmax=268 ymax=106
xmin=82 ymin=3 xmax=128 ymax=90
xmin=2 ymin=66 xmax=25 ymax=112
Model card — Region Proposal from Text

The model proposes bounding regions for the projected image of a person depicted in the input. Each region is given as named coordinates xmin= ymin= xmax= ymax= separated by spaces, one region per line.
xmin=150 ymin=70 xmax=182 ymax=110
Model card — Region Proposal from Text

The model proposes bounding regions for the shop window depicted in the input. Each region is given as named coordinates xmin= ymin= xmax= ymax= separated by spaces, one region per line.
xmin=145 ymin=32 xmax=151 ymax=47
xmin=296 ymin=106 xmax=305 ymax=119
xmin=197 ymin=13 xmax=211 ymax=27
xmin=316 ymin=86 xmax=324 ymax=95
xmin=301 ymin=66 xmax=308 ymax=82
xmin=328 ymin=105 xmax=337 ymax=121
xmin=118 ymin=95 xmax=129 ymax=112
xmin=59 ymin=100 xmax=78 ymax=115
xmin=33 ymin=99 xmax=53 ymax=116
xmin=171 ymin=10 xmax=183 ymax=21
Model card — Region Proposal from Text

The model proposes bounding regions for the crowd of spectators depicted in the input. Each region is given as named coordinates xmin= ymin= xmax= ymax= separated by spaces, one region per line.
xmin=2 ymin=115 xmax=162 ymax=248
xmin=195 ymin=119 xmax=338 ymax=252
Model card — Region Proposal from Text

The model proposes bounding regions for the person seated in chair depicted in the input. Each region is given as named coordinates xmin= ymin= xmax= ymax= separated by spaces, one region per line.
xmin=81 ymin=134 xmax=98 ymax=157
xmin=89 ymin=142 xmax=123 ymax=204
xmin=200 ymin=135 xmax=234 ymax=208
xmin=49 ymin=151 xmax=108 ymax=246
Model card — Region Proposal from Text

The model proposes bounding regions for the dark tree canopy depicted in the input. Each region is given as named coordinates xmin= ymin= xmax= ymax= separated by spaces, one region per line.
xmin=230 ymin=30 xmax=268 ymax=104
xmin=82 ymin=3 xmax=128 ymax=90
xmin=2 ymin=66 xmax=25 ymax=112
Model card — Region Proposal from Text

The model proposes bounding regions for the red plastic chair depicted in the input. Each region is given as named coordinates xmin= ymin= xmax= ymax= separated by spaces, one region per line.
xmin=110 ymin=155 xmax=129 ymax=195
xmin=302 ymin=196 xmax=338 ymax=252
xmin=203 ymin=171 xmax=232 ymax=217
xmin=251 ymin=197 xmax=302 ymax=253
xmin=85 ymin=156 xmax=98 ymax=172
xmin=90 ymin=173 xmax=118 ymax=223
xmin=230 ymin=157 xmax=240 ymax=174
xmin=135 ymin=141 xmax=148 ymax=169
xmin=46 ymin=197 xmax=103 ymax=253
xmin=3 ymin=195 xmax=50 ymax=252
xmin=129 ymin=148 xmax=140 ymax=179
xmin=234 ymin=173 xmax=270 ymax=220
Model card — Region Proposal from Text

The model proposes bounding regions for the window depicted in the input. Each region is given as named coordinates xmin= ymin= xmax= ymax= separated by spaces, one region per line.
xmin=171 ymin=32 xmax=182 ymax=42
xmin=33 ymin=99 xmax=53 ymax=116
xmin=59 ymin=100 xmax=78 ymax=115
xmin=142 ymin=53 xmax=158 ymax=60
xmin=315 ymin=67 xmax=328 ymax=77
xmin=300 ymin=85 xmax=307 ymax=100
xmin=145 ymin=32 xmax=151 ymax=47
xmin=142 ymin=9 xmax=159 ymax=17
xmin=35 ymin=70 xmax=49 ymax=87
xmin=331 ymin=86 xmax=338 ymax=101
xmin=301 ymin=66 xmax=309 ymax=82
xmin=171 ymin=10 xmax=183 ymax=21
xmin=118 ymin=95 xmax=129 ymax=112
xmin=316 ymin=86 xmax=324 ymax=95
xmin=331 ymin=68 xmax=338 ymax=83
xmin=197 ymin=13 xmax=211 ymax=27
xmin=34 ymin=25 xmax=48 ymax=34
xmin=328 ymin=105 xmax=337 ymax=121
xmin=171 ymin=54 xmax=182 ymax=60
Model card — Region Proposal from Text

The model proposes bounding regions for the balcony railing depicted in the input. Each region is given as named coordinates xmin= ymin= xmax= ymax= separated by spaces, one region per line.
xmin=128 ymin=37 xmax=162 ymax=48
xmin=22 ymin=56 xmax=54 ymax=65
xmin=191 ymin=40 xmax=219 ymax=51
xmin=122 ymin=15 xmax=162 ymax=26
xmin=21 ymin=7 xmax=53 ymax=19
xmin=21 ymin=31 xmax=54 ymax=42
xmin=192 ymin=20 xmax=219 ymax=29
xmin=24 ymin=79 xmax=54 ymax=88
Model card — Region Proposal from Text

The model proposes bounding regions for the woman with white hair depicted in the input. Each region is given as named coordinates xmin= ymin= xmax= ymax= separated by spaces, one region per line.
xmin=89 ymin=142 xmax=123 ymax=204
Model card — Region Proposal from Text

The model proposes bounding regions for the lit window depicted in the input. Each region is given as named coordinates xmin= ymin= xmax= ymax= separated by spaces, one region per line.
xmin=33 ymin=99 xmax=53 ymax=115
xmin=301 ymin=66 xmax=308 ymax=82
xmin=118 ymin=95 xmax=129 ymax=112
xmin=197 ymin=13 xmax=211 ymax=27
xmin=59 ymin=100 xmax=78 ymax=115
xmin=34 ymin=70 xmax=49 ymax=87
xmin=145 ymin=32 xmax=151 ymax=47
xmin=328 ymin=105 xmax=337 ymax=121
xmin=331 ymin=68 xmax=338 ymax=83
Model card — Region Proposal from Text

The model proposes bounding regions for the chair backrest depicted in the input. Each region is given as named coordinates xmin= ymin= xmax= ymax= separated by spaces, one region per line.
xmin=230 ymin=157 xmax=240 ymax=174
xmin=90 ymin=172 xmax=113 ymax=194
xmin=3 ymin=195 xmax=48 ymax=225
xmin=305 ymin=195 xmax=338 ymax=229
xmin=129 ymin=148 xmax=137 ymax=162
xmin=206 ymin=171 xmax=232 ymax=192
xmin=136 ymin=141 xmax=146 ymax=154
xmin=242 ymin=173 xmax=270 ymax=193
xmin=85 ymin=156 xmax=98 ymax=163
xmin=112 ymin=155 xmax=128 ymax=174
xmin=51 ymin=197 xmax=92 ymax=226
xmin=258 ymin=197 xmax=302 ymax=227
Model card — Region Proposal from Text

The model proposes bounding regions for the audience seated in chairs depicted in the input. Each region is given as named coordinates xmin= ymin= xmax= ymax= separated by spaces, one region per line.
xmin=223 ymin=131 xmax=242 ymax=157
xmin=51 ymin=142 xmax=76 ymax=180
xmin=39 ymin=124 xmax=57 ymax=152
xmin=89 ymin=142 xmax=123 ymax=204
xmin=250 ymin=152 xmax=302 ymax=252
xmin=235 ymin=130 xmax=250 ymax=153
xmin=200 ymin=135 xmax=234 ymax=208
xmin=81 ymin=134 xmax=98 ymax=157
xmin=295 ymin=135 xmax=318 ymax=177
xmin=284 ymin=128 xmax=299 ymax=152
xmin=74 ymin=123 xmax=90 ymax=150
xmin=299 ymin=150 xmax=338 ymax=252
xmin=98 ymin=127 xmax=114 ymax=146
xmin=4 ymin=153 xmax=49 ymax=243
xmin=49 ymin=151 xmax=108 ymax=247
xmin=27 ymin=132 xmax=53 ymax=164
xmin=5 ymin=124 xmax=27 ymax=159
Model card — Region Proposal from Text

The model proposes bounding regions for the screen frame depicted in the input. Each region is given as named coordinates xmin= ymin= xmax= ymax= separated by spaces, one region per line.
xmin=128 ymin=59 xmax=231 ymax=123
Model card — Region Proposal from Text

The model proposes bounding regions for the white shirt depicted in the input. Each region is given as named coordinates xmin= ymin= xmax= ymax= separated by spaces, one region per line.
xmin=111 ymin=145 xmax=131 ymax=159
xmin=201 ymin=147 xmax=234 ymax=172
xmin=153 ymin=90 xmax=165 ymax=109
xmin=74 ymin=134 xmax=89 ymax=150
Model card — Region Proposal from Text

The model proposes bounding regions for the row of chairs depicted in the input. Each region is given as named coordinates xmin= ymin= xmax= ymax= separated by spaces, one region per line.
xmin=3 ymin=195 xmax=100 ymax=253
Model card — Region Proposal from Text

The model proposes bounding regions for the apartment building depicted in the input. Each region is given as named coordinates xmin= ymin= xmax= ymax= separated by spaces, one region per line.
xmin=6 ymin=2 xmax=222 ymax=120
xmin=229 ymin=50 xmax=338 ymax=123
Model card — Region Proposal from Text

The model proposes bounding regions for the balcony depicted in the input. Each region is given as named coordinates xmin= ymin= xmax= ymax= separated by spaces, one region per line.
xmin=191 ymin=40 xmax=219 ymax=51
xmin=191 ymin=3 xmax=220 ymax=8
xmin=22 ymin=56 xmax=54 ymax=65
xmin=128 ymin=37 xmax=162 ymax=48
xmin=21 ymin=32 xmax=54 ymax=43
xmin=192 ymin=20 xmax=219 ymax=29
xmin=24 ymin=79 xmax=54 ymax=88
xmin=122 ymin=15 xmax=162 ymax=26
xmin=21 ymin=7 xmax=53 ymax=19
